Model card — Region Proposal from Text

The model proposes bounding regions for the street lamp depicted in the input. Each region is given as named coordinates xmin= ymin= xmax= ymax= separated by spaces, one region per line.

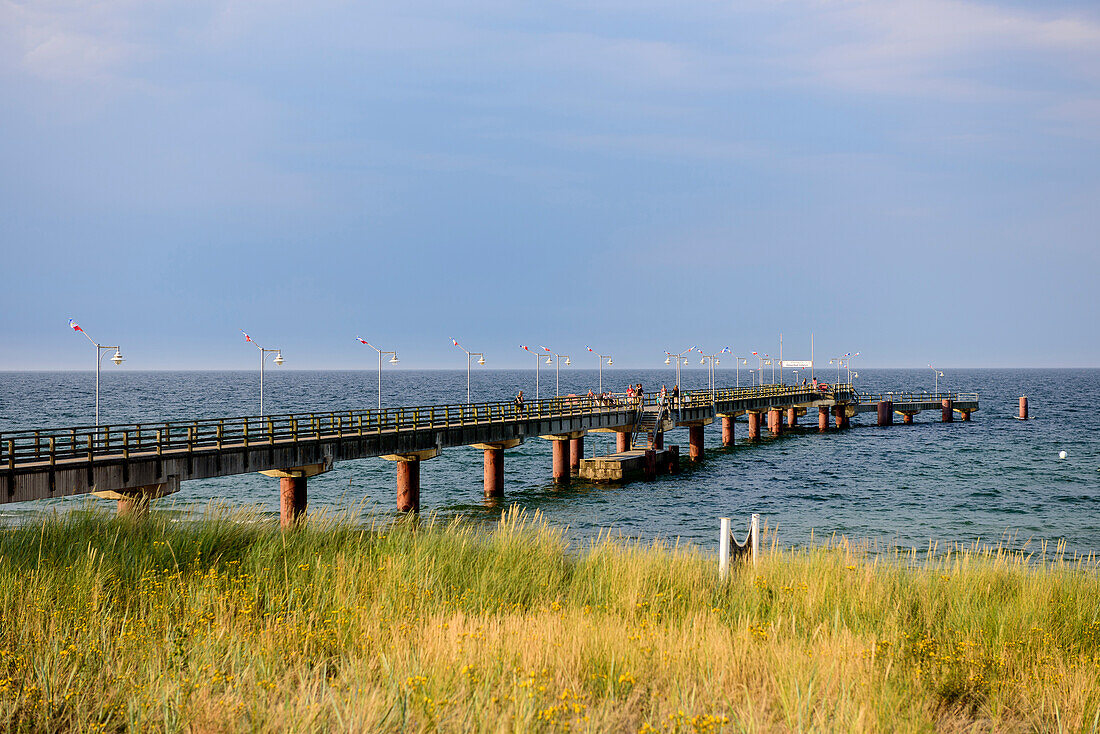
xmin=586 ymin=346 xmax=613 ymax=394
xmin=69 ymin=319 xmax=123 ymax=425
xmin=698 ymin=347 xmax=729 ymax=403
xmin=929 ymin=364 xmax=944 ymax=394
xmin=664 ymin=346 xmax=695 ymax=390
xmin=751 ymin=352 xmax=770 ymax=386
xmin=241 ymin=330 xmax=282 ymax=416
xmin=451 ymin=338 xmax=485 ymax=403
xmin=519 ymin=345 xmax=541 ymax=400
xmin=541 ymin=346 xmax=570 ymax=397
xmin=356 ymin=337 xmax=398 ymax=410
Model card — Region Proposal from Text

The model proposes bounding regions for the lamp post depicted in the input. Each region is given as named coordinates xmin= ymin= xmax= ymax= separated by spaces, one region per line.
xmin=664 ymin=346 xmax=695 ymax=390
xmin=586 ymin=347 xmax=613 ymax=394
xmin=241 ymin=330 xmax=282 ymax=416
xmin=451 ymin=338 xmax=485 ymax=403
xmin=751 ymin=352 xmax=768 ymax=386
xmin=698 ymin=349 xmax=726 ymax=403
xmin=356 ymin=337 xmax=398 ymax=410
xmin=69 ymin=319 xmax=123 ymax=425
xmin=541 ymin=346 xmax=570 ymax=397
xmin=929 ymin=364 xmax=944 ymax=394
xmin=733 ymin=356 xmax=748 ymax=387
xmin=520 ymin=345 xmax=541 ymax=400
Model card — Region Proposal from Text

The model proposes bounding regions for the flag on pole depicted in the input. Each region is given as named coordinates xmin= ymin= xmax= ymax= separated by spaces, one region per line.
xmin=752 ymin=352 xmax=758 ymax=356
xmin=356 ymin=337 xmax=369 ymax=345
xmin=721 ymin=346 xmax=731 ymax=353
xmin=451 ymin=338 xmax=460 ymax=347
xmin=68 ymin=319 xmax=83 ymax=333
xmin=540 ymin=346 xmax=551 ymax=352
xmin=520 ymin=345 xmax=530 ymax=352
xmin=241 ymin=330 xmax=252 ymax=343
xmin=585 ymin=346 xmax=593 ymax=352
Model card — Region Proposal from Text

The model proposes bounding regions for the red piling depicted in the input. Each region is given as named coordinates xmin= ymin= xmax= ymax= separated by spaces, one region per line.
xmin=396 ymin=461 xmax=420 ymax=513
xmin=483 ymin=447 xmax=504 ymax=498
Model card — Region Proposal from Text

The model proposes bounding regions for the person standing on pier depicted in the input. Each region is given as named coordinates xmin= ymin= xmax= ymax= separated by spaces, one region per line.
xmin=514 ymin=390 xmax=524 ymax=416
xmin=626 ymin=384 xmax=635 ymax=405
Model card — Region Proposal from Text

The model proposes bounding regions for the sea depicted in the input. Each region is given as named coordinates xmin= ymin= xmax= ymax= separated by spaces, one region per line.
xmin=1 ymin=368 xmax=1097 ymax=554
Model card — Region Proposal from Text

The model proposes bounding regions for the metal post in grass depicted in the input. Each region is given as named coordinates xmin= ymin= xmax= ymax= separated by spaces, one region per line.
xmin=719 ymin=517 xmax=731 ymax=579
xmin=751 ymin=513 xmax=760 ymax=567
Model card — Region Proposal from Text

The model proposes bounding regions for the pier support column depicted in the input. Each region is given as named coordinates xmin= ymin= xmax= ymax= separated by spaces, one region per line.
xmin=689 ymin=425 xmax=705 ymax=462
xmin=877 ymin=401 xmax=894 ymax=427
xmin=644 ymin=449 xmax=657 ymax=481
xmin=818 ymin=407 xmax=829 ymax=432
xmin=616 ymin=431 xmax=631 ymax=453
xmin=665 ymin=445 xmax=680 ymax=474
xmin=472 ymin=439 xmax=523 ymax=499
xmin=1019 ymin=396 xmax=1028 ymax=420
xmin=960 ymin=411 xmax=971 ymax=422
xmin=903 ymin=413 xmax=914 ymax=425
xmin=396 ymin=462 xmax=420 ymax=513
xmin=382 ymin=449 xmax=441 ymax=513
xmin=721 ymin=415 xmax=735 ymax=446
xmin=747 ymin=412 xmax=761 ymax=441
xmin=654 ymin=431 xmax=664 ymax=450
xmin=258 ymin=462 xmax=332 ymax=527
xmin=768 ymin=408 xmax=783 ymax=436
xmin=941 ymin=399 xmax=954 ymax=423
xmin=553 ymin=439 xmax=569 ymax=483
xmin=94 ymin=476 xmax=181 ymax=519
xmin=833 ymin=405 xmax=846 ymax=429
xmin=787 ymin=407 xmax=798 ymax=428
xmin=569 ymin=435 xmax=585 ymax=474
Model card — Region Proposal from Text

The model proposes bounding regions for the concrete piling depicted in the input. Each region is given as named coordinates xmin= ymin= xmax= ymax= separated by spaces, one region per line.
xmin=280 ymin=476 xmax=307 ymax=526
xmin=396 ymin=461 xmax=420 ymax=513
xmin=768 ymin=408 xmax=783 ymax=436
xmin=689 ymin=425 xmax=705 ymax=462
xmin=903 ymin=413 xmax=914 ymax=424
xmin=747 ymin=412 xmax=761 ymax=441
xmin=644 ymin=449 xmax=657 ymax=481
xmin=877 ymin=400 xmax=893 ymax=427
xmin=941 ymin=399 xmax=954 ymax=423
xmin=552 ymin=439 xmax=570 ymax=483
xmin=569 ymin=436 xmax=584 ymax=474
xmin=787 ymin=407 xmax=798 ymax=428
xmin=654 ymin=431 xmax=664 ymax=450
xmin=960 ymin=411 xmax=971 ymax=422
xmin=818 ymin=407 xmax=829 ymax=432
xmin=616 ymin=431 xmax=630 ymax=453
xmin=483 ymin=447 xmax=504 ymax=498
xmin=1019 ymin=396 xmax=1028 ymax=421
xmin=721 ymin=415 xmax=734 ymax=446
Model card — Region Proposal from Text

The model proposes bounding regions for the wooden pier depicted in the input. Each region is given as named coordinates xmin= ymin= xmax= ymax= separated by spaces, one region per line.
xmin=0 ymin=383 xmax=978 ymax=524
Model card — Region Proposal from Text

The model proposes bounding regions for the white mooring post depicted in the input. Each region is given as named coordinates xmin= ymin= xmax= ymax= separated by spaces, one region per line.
xmin=719 ymin=517 xmax=731 ymax=579
xmin=751 ymin=513 xmax=760 ymax=567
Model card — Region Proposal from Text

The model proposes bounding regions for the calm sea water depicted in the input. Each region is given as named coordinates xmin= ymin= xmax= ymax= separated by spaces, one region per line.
xmin=1 ymin=369 xmax=1097 ymax=553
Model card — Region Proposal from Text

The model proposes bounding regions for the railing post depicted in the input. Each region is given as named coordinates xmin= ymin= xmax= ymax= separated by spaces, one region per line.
xmin=268 ymin=419 xmax=275 ymax=445
xmin=243 ymin=420 xmax=249 ymax=447
xmin=217 ymin=423 xmax=223 ymax=450
xmin=49 ymin=437 xmax=56 ymax=468
xmin=34 ymin=432 xmax=40 ymax=460
xmin=719 ymin=517 xmax=731 ymax=579
xmin=87 ymin=435 xmax=93 ymax=462
xmin=122 ymin=432 xmax=129 ymax=460
xmin=751 ymin=513 xmax=760 ymax=567
xmin=156 ymin=430 xmax=162 ymax=456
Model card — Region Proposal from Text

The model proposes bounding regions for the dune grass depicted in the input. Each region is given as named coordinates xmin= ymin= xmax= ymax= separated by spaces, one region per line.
xmin=1 ymin=507 xmax=1099 ymax=733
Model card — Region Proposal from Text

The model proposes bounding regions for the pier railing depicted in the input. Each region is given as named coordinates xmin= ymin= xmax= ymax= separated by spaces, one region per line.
xmin=856 ymin=391 xmax=977 ymax=404
xmin=0 ymin=383 xmax=862 ymax=469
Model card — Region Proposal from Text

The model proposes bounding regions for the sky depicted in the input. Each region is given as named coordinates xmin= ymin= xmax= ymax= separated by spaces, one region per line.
xmin=1 ymin=0 xmax=1098 ymax=370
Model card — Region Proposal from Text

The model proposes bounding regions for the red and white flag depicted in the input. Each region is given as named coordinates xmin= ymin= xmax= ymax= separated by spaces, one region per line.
xmin=241 ymin=330 xmax=253 ymax=343
xmin=520 ymin=345 xmax=530 ymax=352
xmin=540 ymin=346 xmax=551 ymax=352
xmin=452 ymin=338 xmax=460 ymax=347
xmin=356 ymin=337 xmax=369 ymax=345
xmin=68 ymin=319 xmax=83 ymax=333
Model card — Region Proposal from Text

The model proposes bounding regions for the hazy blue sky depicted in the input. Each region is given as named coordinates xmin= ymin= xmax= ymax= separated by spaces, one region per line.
xmin=2 ymin=0 xmax=1098 ymax=370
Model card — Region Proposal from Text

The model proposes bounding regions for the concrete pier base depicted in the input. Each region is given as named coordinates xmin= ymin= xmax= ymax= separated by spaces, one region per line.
xmin=569 ymin=436 xmax=584 ymax=474
xmin=483 ymin=448 xmax=504 ymax=497
xmin=903 ymin=413 xmax=914 ymax=425
xmin=382 ymin=449 xmax=440 ymax=513
xmin=819 ymin=407 xmax=829 ymax=432
xmin=961 ymin=411 xmax=971 ymax=422
xmin=747 ymin=412 xmax=761 ymax=441
xmin=689 ymin=425 xmax=705 ymax=461
xmin=1019 ymin=396 xmax=1028 ymax=420
xmin=942 ymin=399 xmax=954 ymax=423
xmin=768 ymin=408 xmax=783 ymax=436
xmin=396 ymin=461 xmax=420 ymax=513
xmin=552 ymin=439 xmax=570 ymax=483
xmin=579 ymin=447 xmax=679 ymax=482
xmin=787 ymin=407 xmax=798 ymax=428
xmin=644 ymin=449 xmax=657 ymax=481
xmin=877 ymin=400 xmax=894 ymax=427
xmin=616 ymin=431 xmax=631 ymax=453
xmin=721 ymin=415 xmax=734 ymax=446
xmin=280 ymin=477 xmax=307 ymax=526
xmin=94 ymin=476 xmax=180 ymax=519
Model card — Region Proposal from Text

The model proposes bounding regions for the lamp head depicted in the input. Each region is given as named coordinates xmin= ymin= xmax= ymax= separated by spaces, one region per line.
xmin=389 ymin=354 xmax=399 ymax=364
xmin=606 ymin=358 xmax=613 ymax=366
xmin=564 ymin=357 xmax=571 ymax=366
xmin=546 ymin=355 xmax=553 ymax=364
xmin=111 ymin=350 xmax=124 ymax=366
xmin=715 ymin=359 xmax=720 ymax=366
xmin=273 ymin=352 xmax=284 ymax=367
xmin=664 ymin=357 xmax=671 ymax=365
xmin=477 ymin=356 xmax=485 ymax=366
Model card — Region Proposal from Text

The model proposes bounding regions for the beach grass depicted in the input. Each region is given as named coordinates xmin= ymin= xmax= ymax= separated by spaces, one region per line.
xmin=1 ymin=507 xmax=1098 ymax=733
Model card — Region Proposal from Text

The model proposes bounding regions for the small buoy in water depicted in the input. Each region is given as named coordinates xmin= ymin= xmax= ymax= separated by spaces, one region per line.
xmin=1059 ymin=450 xmax=1067 ymax=459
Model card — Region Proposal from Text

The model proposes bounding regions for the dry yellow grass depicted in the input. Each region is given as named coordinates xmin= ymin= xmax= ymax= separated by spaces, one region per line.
xmin=1 ymin=506 xmax=1098 ymax=732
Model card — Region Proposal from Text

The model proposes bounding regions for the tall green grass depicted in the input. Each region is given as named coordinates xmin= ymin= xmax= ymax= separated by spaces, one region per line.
xmin=1 ymin=507 xmax=1098 ymax=732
